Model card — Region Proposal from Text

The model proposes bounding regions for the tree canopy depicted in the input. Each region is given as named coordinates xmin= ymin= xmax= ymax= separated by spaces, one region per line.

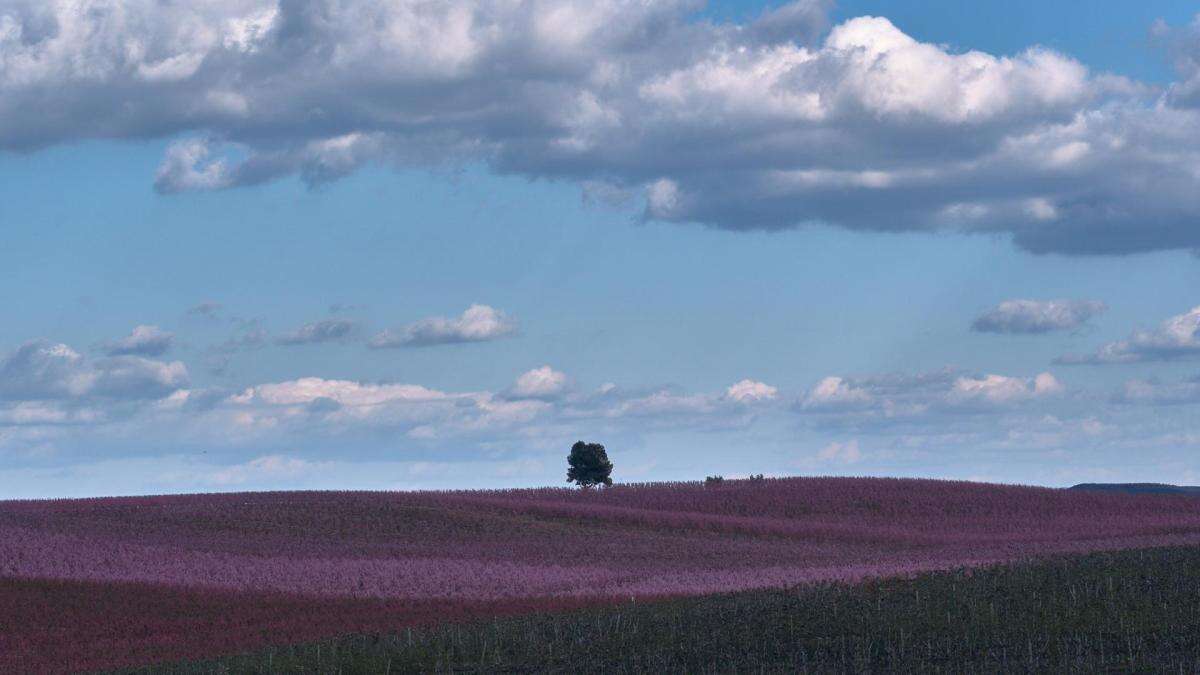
xmin=566 ymin=441 xmax=613 ymax=488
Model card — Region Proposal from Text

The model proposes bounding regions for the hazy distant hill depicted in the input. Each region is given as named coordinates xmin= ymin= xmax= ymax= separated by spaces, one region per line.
xmin=1070 ymin=483 xmax=1200 ymax=496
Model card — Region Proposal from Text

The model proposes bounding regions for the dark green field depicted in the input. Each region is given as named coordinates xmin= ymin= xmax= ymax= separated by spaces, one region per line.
xmin=131 ymin=545 xmax=1200 ymax=673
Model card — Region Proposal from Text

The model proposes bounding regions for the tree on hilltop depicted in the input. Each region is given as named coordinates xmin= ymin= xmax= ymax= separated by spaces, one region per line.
xmin=566 ymin=441 xmax=613 ymax=488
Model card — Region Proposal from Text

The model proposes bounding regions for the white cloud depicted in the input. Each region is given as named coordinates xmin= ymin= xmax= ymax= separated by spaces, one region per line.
xmin=466 ymin=395 xmax=549 ymax=430
xmin=103 ymin=324 xmax=174 ymax=356
xmin=0 ymin=341 xmax=187 ymax=401
xmin=725 ymin=379 xmax=778 ymax=403
xmin=510 ymin=366 xmax=568 ymax=399
xmin=947 ymin=372 xmax=1063 ymax=406
xmin=0 ymin=342 xmax=94 ymax=400
xmin=231 ymin=377 xmax=448 ymax=407
xmin=0 ymin=361 xmax=785 ymax=455
xmin=1034 ymin=372 xmax=1066 ymax=396
xmin=4 ymin=346 xmax=1198 ymax=490
xmin=1057 ymin=305 xmax=1200 ymax=364
xmin=370 ymin=304 xmax=516 ymax=348
xmin=91 ymin=356 xmax=189 ymax=400
xmin=802 ymin=376 xmax=872 ymax=410
xmin=3 ymin=3 xmax=1200 ymax=253
xmin=971 ymin=299 xmax=1106 ymax=334
xmin=212 ymin=369 xmax=788 ymax=440
xmin=153 ymin=139 xmax=235 ymax=193
xmin=222 ymin=375 xmax=556 ymax=437
xmin=798 ymin=368 xmax=1066 ymax=431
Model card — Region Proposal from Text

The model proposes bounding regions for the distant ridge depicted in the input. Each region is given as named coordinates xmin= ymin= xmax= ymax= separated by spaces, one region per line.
xmin=1069 ymin=483 xmax=1200 ymax=496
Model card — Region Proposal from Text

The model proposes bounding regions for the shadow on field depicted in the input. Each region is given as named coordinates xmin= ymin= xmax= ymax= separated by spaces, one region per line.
xmin=142 ymin=545 xmax=1200 ymax=674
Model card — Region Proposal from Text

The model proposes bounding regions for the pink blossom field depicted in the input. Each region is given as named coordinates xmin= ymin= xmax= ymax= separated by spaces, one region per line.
xmin=5 ymin=477 xmax=1200 ymax=671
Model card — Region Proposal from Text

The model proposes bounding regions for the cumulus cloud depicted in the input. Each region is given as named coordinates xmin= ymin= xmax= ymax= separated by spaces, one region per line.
xmin=4 ymin=343 xmax=1194 ymax=484
xmin=802 ymin=376 xmax=873 ymax=410
xmin=0 ymin=345 xmax=799 ymax=463
xmin=154 ymin=138 xmax=236 ymax=192
xmin=90 ymin=356 xmax=189 ymax=400
xmin=0 ymin=341 xmax=187 ymax=401
xmin=509 ymin=366 xmax=568 ymax=399
xmin=369 ymin=304 xmax=515 ymax=348
xmin=231 ymin=377 xmax=448 ymax=407
xmin=785 ymin=368 xmax=1113 ymax=465
xmin=275 ymin=318 xmax=355 ymax=345
xmin=223 ymin=376 xmax=533 ymax=435
xmin=971 ymin=299 xmax=1106 ymax=334
xmin=102 ymin=324 xmax=174 ymax=356
xmin=208 ymin=373 xmax=578 ymax=443
xmin=799 ymin=368 xmax=1064 ymax=423
xmin=724 ymin=379 xmax=778 ymax=402
xmin=218 ymin=368 xmax=791 ymax=441
xmin=947 ymin=372 xmax=1063 ymax=406
xmin=1056 ymin=305 xmax=1200 ymax=364
xmin=3 ymin=3 xmax=1200 ymax=253
xmin=0 ymin=343 xmax=94 ymax=400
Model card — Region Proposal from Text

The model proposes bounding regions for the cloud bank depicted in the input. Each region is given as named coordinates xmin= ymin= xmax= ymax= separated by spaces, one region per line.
xmin=799 ymin=368 xmax=1065 ymax=423
xmin=4 ymin=2 xmax=1200 ymax=254
xmin=3 ymin=328 xmax=1198 ymax=493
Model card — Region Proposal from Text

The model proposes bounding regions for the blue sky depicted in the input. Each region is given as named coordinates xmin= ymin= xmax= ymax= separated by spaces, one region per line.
xmin=2 ymin=0 xmax=1200 ymax=497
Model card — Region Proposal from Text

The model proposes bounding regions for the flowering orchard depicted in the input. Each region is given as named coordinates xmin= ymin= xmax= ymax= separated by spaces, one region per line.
xmin=4 ymin=477 xmax=1200 ymax=671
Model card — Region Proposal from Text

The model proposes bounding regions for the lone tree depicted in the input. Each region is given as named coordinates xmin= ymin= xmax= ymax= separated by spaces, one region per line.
xmin=566 ymin=441 xmax=613 ymax=488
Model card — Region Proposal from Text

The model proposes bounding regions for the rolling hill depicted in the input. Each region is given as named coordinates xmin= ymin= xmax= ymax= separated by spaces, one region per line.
xmin=5 ymin=477 xmax=1200 ymax=671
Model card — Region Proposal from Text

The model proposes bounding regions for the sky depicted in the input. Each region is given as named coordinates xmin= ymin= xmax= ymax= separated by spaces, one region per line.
xmin=2 ymin=0 xmax=1200 ymax=498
